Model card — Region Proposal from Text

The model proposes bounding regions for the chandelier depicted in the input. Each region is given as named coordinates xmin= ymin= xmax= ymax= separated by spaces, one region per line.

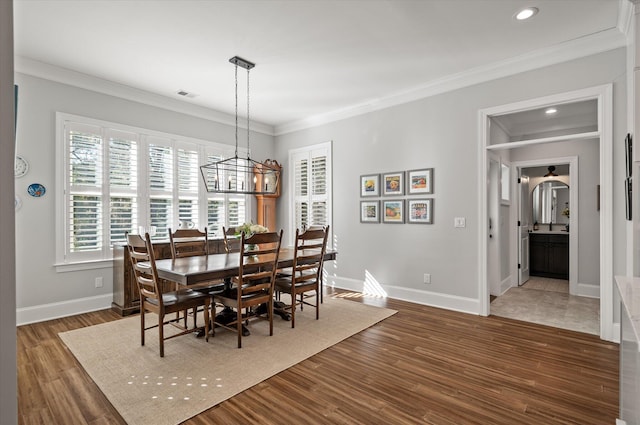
xmin=200 ymin=56 xmax=280 ymax=195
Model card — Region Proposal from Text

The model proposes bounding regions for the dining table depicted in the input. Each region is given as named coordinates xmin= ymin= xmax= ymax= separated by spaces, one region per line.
xmin=153 ymin=248 xmax=337 ymax=287
xmin=153 ymin=248 xmax=337 ymax=335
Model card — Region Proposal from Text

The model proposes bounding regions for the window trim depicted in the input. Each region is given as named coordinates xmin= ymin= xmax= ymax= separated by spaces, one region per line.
xmin=55 ymin=112 xmax=251 ymax=270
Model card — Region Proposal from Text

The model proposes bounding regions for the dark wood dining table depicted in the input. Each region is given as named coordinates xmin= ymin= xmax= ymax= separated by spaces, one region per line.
xmin=153 ymin=248 xmax=337 ymax=287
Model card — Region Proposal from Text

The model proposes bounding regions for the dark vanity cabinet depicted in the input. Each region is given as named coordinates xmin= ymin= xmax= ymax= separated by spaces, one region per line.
xmin=529 ymin=233 xmax=569 ymax=279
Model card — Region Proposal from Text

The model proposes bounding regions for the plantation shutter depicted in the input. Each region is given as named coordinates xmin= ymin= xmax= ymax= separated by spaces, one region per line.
xmin=177 ymin=145 xmax=200 ymax=227
xmin=310 ymin=154 xmax=327 ymax=227
xmin=107 ymin=129 xmax=138 ymax=246
xmin=290 ymin=142 xmax=331 ymax=244
xmin=148 ymin=138 xmax=173 ymax=240
xmin=66 ymin=122 xmax=104 ymax=261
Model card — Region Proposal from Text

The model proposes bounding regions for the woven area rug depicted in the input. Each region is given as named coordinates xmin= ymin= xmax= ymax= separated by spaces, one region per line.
xmin=59 ymin=297 xmax=396 ymax=425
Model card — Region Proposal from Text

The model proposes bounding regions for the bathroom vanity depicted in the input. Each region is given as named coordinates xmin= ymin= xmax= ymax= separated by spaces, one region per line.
xmin=529 ymin=231 xmax=569 ymax=279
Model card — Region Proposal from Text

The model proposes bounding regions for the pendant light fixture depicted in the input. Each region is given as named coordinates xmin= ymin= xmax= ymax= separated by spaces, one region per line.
xmin=544 ymin=165 xmax=558 ymax=177
xmin=200 ymin=56 xmax=280 ymax=195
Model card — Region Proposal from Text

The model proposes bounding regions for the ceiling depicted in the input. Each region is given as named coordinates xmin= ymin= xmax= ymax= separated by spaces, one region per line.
xmin=13 ymin=0 xmax=625 ymax=134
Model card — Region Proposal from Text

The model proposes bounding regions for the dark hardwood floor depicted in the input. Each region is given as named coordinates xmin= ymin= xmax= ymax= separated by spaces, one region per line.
xmin=18 ymin=289 xmax=619 ymax=424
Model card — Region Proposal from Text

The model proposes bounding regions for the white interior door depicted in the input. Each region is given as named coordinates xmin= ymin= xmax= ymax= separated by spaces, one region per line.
xmin=518 ymin=172 xmax=530 ymax=285
xmin=488 ymin=154 xmax=500 ymax=296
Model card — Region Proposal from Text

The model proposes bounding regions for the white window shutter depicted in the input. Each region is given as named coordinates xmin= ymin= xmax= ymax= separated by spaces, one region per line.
xmin=66 ymin=123 xmax=104 ymax=259
xmin=289 ymin=142 xmax=332 ymax=244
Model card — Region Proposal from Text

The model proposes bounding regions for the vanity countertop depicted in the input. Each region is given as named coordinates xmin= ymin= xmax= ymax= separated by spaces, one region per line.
xmin=616 ymin=275 xmax=640 ymax=345
xmin=529 ymin=230 xmax=569 ymax=235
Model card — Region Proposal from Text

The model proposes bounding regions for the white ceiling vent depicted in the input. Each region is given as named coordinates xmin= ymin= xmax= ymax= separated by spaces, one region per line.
xmin=176 ymin=90 xmax=197 ymax=98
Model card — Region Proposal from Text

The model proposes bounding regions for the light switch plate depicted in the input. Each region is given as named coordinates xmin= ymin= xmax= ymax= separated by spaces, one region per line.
xmin=454 ymin=217 xmax=466 ymax=228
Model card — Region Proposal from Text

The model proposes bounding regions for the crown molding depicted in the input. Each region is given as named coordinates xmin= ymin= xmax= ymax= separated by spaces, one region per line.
xmin=274 ymin=27 xmax=626 ymax=136
xmin=618 ymin=0 xmax=635 ymax=36
xmin=14 ymin=56 xmax=275 ymax=136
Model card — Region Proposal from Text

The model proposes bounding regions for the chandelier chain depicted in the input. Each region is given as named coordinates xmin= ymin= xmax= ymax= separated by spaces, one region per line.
xmin=234 ymin=63 xmax=239 ymax=158
xmin=246 ymin=67 xmax=250 ymax=159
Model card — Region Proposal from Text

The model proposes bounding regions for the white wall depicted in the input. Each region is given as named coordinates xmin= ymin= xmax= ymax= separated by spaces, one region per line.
xmin=0 ymin=0 xmax=17 ymax=422
xmin=275 ymin=48 xmax=627 ymax=314
xmin=13 ymin=73 xmax=275 ymax=322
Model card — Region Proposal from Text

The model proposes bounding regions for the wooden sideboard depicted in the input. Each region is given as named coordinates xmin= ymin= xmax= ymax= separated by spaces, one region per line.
xmin=112 ymin=238 xmax=227 ymax=316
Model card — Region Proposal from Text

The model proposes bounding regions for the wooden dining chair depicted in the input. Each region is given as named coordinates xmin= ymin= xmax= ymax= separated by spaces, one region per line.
xmin=169 ymin=227 xmax=225 ymax=328
xmin=222 ymin=226 xmax=241 ymax=253
xmin=213 ymin=230 xmax=283 ymax=348
xmin=127 ymin=232 xmax=210 ymax=357
xmin=274 ymin=225 xmax=329 ymax=328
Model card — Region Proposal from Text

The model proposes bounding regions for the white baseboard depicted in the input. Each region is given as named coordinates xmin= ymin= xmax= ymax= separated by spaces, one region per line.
xmin=16 ymin=294 xmax=113 ymax=326
xmin=576 ymin=282 xmax=600 ymax=298
xmin=327 ymin=276 xmax=481 ymax=316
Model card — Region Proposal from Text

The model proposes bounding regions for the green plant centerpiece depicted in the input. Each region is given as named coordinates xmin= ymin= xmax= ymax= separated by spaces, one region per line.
xmin=234 ymin=222 xmax=269 ymax=252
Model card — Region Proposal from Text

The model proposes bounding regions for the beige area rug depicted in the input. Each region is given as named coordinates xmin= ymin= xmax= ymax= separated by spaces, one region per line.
xmin=59 ymin=297 xmax=396 ymax=425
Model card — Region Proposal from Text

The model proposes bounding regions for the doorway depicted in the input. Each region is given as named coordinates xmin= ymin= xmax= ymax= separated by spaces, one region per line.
xmin=478 ymin=85 xmax=613 ymax=341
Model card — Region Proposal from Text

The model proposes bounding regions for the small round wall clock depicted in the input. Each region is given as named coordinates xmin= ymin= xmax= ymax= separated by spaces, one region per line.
xmin=14 ymin=155 xmax=29 ymax=178
xmin=27 ymin=183 xmax=46 ymax=198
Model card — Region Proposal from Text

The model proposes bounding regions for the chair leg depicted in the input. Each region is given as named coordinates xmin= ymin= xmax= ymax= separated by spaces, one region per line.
xmin=204 ymin=300 xmax=210 ymax=343
xmin=140 ymin=309 xmax=145 ymax=346
xmin=268 ymin=298 xmax=274 ymax=336
xmin=237 ymin=307 xmax=243 ymax=349
xmin=316 ymin=289 xmax=320 ymax=320
xmin=291 ymin=290 xmax=296 ymax=329
xmin=159 ymin=314 xmax=165 ymax=358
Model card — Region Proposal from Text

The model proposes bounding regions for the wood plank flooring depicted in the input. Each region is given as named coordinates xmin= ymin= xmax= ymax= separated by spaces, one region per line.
xmin=18 ymin=289 xmax=619 ymax=424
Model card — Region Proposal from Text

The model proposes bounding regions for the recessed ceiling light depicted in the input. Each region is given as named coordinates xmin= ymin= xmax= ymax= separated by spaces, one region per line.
xmin=515 ymin=7 xmax=539 ymax=21
xmin=545 ymin=107 xmax=557 ymax=115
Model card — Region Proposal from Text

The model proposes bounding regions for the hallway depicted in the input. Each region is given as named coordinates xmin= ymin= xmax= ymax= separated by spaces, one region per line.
xmin=490 ymin=277 xmax=600 ymax=335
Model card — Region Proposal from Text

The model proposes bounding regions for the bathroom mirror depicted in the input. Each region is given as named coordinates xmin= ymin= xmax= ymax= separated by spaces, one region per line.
xmin=532 ymin=180 xmax=569 ymax=224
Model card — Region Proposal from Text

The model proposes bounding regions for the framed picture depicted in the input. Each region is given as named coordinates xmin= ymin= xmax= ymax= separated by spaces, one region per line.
xmin=360 ymin=174 xmax=380 ymax=197
xmin=407 ymin=199 xmax=433 ymax=224
xmin=360 ymin=200 xmax=380 ymax=223
xmin=383 ymin=172 xmax=404 ymax=196
xmin=382 ymin=200 xmax=404 ymax=223
xmin=626 ymin=133 xmax=633 ymax=178
xmin=406 ymin=168 xmax=433 ymax=194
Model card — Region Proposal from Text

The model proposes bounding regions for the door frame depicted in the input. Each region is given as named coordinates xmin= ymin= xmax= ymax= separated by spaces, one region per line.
xmin=513 ymin=156 xmax=579 ymax=295
xmin=477 ymin=84 xmax=613 ymax=341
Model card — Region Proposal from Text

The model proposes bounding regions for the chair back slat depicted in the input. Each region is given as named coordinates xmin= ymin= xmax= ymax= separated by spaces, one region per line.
xmin=169 ymin=228 xmax=208 ymax=259
xmin=222 ymin=226 xmax=242 ymax=253
xmin=292 ymin=226 xmax=329 ymax=282
xmin=127 ymin=232 xmax=164 ymax=307
xmin=235 ymin=230 xmax=283 ymax=299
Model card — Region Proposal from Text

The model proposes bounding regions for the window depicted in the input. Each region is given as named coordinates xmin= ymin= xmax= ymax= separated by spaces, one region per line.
xmin=57 ymin=113 xmax=248 ymax=266
xmin=289 ymin=142 xmax=332 ymax=245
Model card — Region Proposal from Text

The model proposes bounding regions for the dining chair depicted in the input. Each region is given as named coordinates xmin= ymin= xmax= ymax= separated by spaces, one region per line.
xmin=222 ymin=226 xmax=242 ymax=253
xmin=127 ymin=232 xmax=210 ymax=357
xmin=274 ymin=225 xmax=329 ymax=328
xmin=213 ymin=230 xmax=283 ymax=348
xmin=169 ymin=227 xmax=225 ymax=328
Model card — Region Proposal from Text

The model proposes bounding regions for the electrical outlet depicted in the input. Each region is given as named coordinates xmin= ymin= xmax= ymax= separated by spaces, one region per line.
xmin=95 ymin=277 xmax=103 ymax=288
xmin=423 ymin=273 xmax=431 ymax=284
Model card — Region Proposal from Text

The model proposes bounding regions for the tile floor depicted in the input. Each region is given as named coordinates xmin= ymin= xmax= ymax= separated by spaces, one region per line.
xmin=490 ymin=276 xmax=600 ymax=335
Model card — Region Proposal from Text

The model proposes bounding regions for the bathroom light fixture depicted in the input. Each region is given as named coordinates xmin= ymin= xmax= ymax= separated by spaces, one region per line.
xmin=200 ymin=56 xmax=280 ymax=195
xmin=515 ymin=7 xmax=539 ymax=21
xmin=544 ymin=166 xmax=558 ymax=177
xmin=545 ymin=107 xmax=557 ymax=115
